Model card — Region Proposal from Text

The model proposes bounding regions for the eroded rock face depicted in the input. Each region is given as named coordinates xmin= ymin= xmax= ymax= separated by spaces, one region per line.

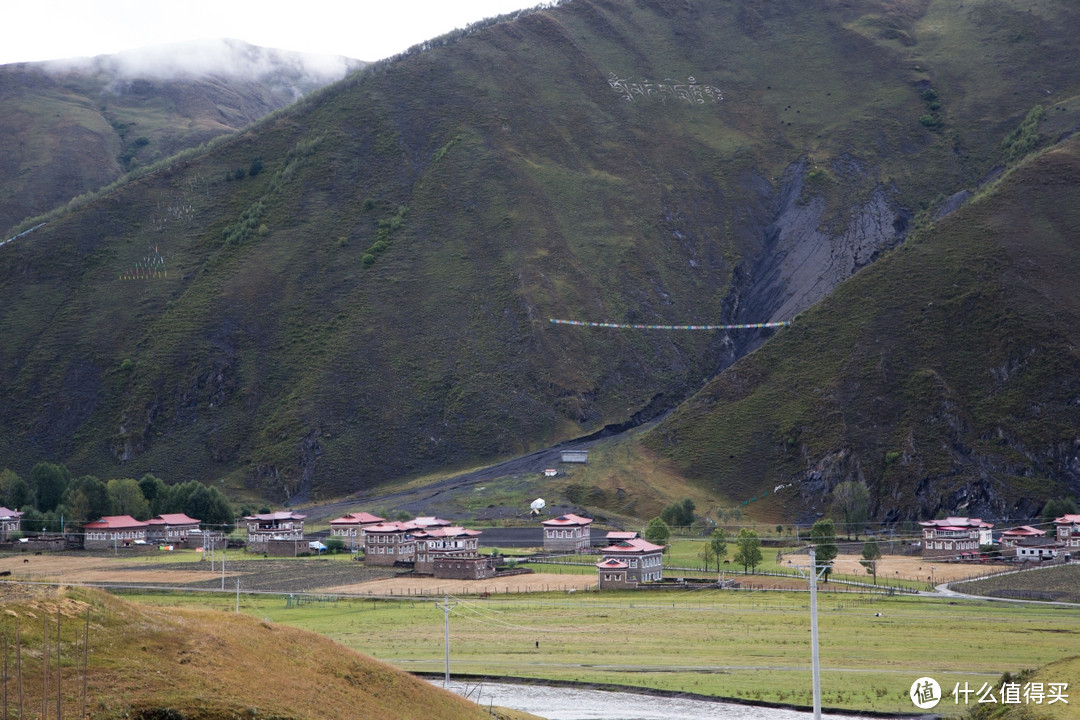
xmin=735 ymin=160 xmax=908 ymax=327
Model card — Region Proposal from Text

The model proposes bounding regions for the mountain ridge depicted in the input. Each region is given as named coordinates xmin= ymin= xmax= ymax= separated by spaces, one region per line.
xmin=1 ymin=0 xmax=1079 ymax=518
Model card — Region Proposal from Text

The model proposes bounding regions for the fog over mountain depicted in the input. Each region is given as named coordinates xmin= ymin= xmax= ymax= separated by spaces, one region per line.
xmin=40 ymin=38 xmax=363 ymax=94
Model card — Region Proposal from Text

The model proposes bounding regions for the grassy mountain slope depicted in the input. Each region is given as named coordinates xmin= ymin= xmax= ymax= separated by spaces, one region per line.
xmin=643 ymin=135 xmax=1080 ymax=522
xmin=0 ymin=40 xmax=361 ymax=234
xmin=1 ymin=0 xmax=1079 ymax=508
xmin=0 ymin=585 xmax=526 ymax=720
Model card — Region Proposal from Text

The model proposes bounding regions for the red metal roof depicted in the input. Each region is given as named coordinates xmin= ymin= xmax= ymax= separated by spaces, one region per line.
xmin=541 ymin=514 xmax=593 ymax=527
xmin=329 ymin=512 xmax=385 ymax=525
xmin=596 ymin=558 xmax=629 ymax=569
xmin=0 ymin=507 xmax=23 ymax=519
xmin=147 ymin=513 xmax=201 ymax=526
xmin=601 ymin=537 xmax=665 ymax=554
xmin=919 ymin=517 xmax=993 ymax=529
xmin=413 ymin=526 xmax=482 ymax=539
xmin=243 ymin=511 xmax=306 ymax=521
xmin=1054 ymin=514 xmax=1080 ymax=524
xmin=83 ymin=515 xmax=149 ymax=530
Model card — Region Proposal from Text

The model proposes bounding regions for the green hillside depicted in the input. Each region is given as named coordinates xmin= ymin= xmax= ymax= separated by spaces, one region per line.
xmin=643 ymin=135 xmax=1080 ymax=522
xmin=1 ymin=0 xmax=1079 ymax=510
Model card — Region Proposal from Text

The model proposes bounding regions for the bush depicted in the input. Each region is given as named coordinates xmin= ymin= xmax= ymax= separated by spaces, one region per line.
xmin=249 ymin=157 xmax=263 ymax=177
xmin=361 ymin=253 xmax=375 ymax=267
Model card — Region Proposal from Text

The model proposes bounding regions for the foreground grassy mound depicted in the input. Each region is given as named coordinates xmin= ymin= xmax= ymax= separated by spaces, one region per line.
xmin=0 ymin=585 xmax=529 ymax=720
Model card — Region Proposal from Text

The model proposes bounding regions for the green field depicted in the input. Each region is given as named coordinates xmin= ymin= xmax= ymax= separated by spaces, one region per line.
xmin=125 ymin=587 xmax=1080 ymax=715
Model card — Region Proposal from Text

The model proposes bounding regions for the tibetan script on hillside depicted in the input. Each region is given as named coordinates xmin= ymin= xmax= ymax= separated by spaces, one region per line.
xmin=607 ymin=74 xmax=723 ymax=104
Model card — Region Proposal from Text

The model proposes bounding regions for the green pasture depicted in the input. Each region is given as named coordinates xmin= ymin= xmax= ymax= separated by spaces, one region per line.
xmin=124 ymin=587 xmax=1080 ymax=715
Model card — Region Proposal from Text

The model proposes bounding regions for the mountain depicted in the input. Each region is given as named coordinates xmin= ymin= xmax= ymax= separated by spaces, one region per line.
xmin=0 ymin=39 xmax=362 ymax=233
xmin=1 ymin=0 xmax=1079 ymax=512
xmin=643 ymin=134 xmax=1080 ymax=523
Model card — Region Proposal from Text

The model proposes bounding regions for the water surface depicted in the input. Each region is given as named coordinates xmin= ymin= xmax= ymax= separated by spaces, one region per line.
xmin=437 ymin=680 xmax=896 ymax=720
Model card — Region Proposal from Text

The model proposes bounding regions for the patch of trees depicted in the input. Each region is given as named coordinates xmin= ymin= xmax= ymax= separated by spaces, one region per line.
xmin=659 ymin=498 xmax=695 ymax=530
xmin=0 ymin=463 xmax=235 ymax=534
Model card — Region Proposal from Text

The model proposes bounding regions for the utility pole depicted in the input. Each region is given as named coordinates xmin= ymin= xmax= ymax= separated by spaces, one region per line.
xmin=236 ymin=579 xmax=241 ymax=614
xmin=221 ymin=548 xmax=226 ymax=591
xmin=435 ymin=595 xmax=457 ymax=689
xmin=794 ymin=545 xmax=829 ymax=720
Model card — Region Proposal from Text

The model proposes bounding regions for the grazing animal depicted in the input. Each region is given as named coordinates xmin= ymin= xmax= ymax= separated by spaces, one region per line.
xmin=0 ymin=570 xmax=11 ymax=576
xmin=23 ymin=558 xmax=29 ymax=563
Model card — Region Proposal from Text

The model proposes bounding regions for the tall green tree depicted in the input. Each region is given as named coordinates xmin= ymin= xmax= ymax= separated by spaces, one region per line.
xmin=660 ymin=499 xmax=695 ymax=530
xmin=184 ymin=484 xmax=235 ymax=529
xmin=643 ymin=517 xmax=671 ymax=545
xmin=0 ymin=469 xmax=30 ymax=509
xmin=164 ymin=480 xmax=202 ymax=515
xmin=63 ymin=475 xmax=111 ymax=522
xmin=733 ymin=528 xmax=762 ymax=573
xmin=860 ymin=539 xmax=883 ymax=585
xmin=832 ymin=481 xmax=870 ymax=539
xmin=139 ymin=473 xmax=169 ymax=516
xmin=107 ymin=478 xmax=150 ymax=520
xmin=29 ymin=462 xmax=71 ymax=513
xmin=810 ymin=519 xmax=838 ymax=582
xmin=709 ymin=529 xmax=728 ymax=572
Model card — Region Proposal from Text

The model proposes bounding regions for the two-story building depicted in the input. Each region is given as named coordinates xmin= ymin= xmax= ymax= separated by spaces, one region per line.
xmin=413 ymin=526 xmax=484 ymax=574
xmin=363 ymin=521 xmax=419 ymax=566
xmin=242 ymin=511 xmax=306 ymax=554
xmin=596 ymin=537 xmax=665 ymax=588
xmin=541 ymin=514 xmax=593 ymax=552
xmin=328 ymin=512 xmax=385 ymax=548
xmin=0 ymin=507 xmax=23 ymax=542
xmin=999 ymin=525 xmax=1046 ymax=554
xmin=83 ymin=515 xmax=150 ymax=550
xmin=1055 ymin=514 xmax=1080 ymax=549
xmin=919 ymin=517 xmax=994 ymax=558
xmin=146 ymin=513 xmax=201 ymax=546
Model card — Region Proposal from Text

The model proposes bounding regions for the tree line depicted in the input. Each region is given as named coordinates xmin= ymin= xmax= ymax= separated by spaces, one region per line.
xmin=0 ymin=462 xmax=236 ymax=535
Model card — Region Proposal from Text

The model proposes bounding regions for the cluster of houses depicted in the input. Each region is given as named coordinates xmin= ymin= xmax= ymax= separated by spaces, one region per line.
xmin=919 ymin=515 xmax=1080 ymax=561
xmin=325 ymin=510 xmax=664 ymax=587
xmin=4 ymin=501 xmax=1077 ymax=588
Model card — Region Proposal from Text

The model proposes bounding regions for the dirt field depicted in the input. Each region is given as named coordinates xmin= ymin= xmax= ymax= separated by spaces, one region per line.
xmin=0 ymin=553 xmax=226 ymax=585
xmin=323 ymin=572 xmax=598 ymax=596
xmin=824 ymin=553 xmax=996 ymax=583
xmin=0 ymin=551 xmax=1003 ymax=597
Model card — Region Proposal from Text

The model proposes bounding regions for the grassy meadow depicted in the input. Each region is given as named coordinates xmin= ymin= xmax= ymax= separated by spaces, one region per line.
xmin=124 ymin=586 xmax=1080 ymax=715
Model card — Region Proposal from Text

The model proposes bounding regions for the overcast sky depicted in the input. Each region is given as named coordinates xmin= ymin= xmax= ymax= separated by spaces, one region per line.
xmin=0 ymin=0 xmax=546 ymax=65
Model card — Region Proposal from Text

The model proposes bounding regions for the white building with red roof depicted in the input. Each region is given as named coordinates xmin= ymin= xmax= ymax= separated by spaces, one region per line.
xmin=919 ymin=517 xmax=994 ymax=558
xmin=363 ymin=521 xmax=419 ymax=565
xmin=999 ymin=525 xmax=1046 ymax=548
xmin=242 ymin=511 xmax=306 ymax=553
xmin=1055 ymin=514 xmax=1080 ymax=548
xmin=596 ymin=537 xmax=665 ymax=587
xmin=0 ymin=507 xmax=23 ymax=542
xmin=83 ymin=515 xmax=149 ymax=550
xmin=146 ymin=513 xmax=201 ymax=545
xmin=541 ymin=514 xmax=593 ymax=552
xmin=413 ymin=526 xmax=491 ymax=578
xmin=328 ymin=512 xmax=386 ymax=547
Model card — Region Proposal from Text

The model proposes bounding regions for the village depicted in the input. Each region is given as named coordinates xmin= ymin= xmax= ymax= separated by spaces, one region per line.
xmin=1 ymin=499 xmax=1077 ymax=592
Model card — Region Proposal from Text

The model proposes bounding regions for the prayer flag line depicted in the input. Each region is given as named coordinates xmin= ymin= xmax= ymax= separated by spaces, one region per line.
xmin=549 ymin=318 xmax=791 ymax=331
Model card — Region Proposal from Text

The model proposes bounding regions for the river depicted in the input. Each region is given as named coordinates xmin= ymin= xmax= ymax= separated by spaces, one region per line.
xmin=436 ymin=680 xmax=902 ymax=719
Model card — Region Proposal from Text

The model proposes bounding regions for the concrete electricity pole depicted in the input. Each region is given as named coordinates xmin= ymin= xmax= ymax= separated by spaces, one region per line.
xmin=794 ymin=545 xmax=830 ymax=720
xmin=435 ymin=595 xmax=457 ymax=689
